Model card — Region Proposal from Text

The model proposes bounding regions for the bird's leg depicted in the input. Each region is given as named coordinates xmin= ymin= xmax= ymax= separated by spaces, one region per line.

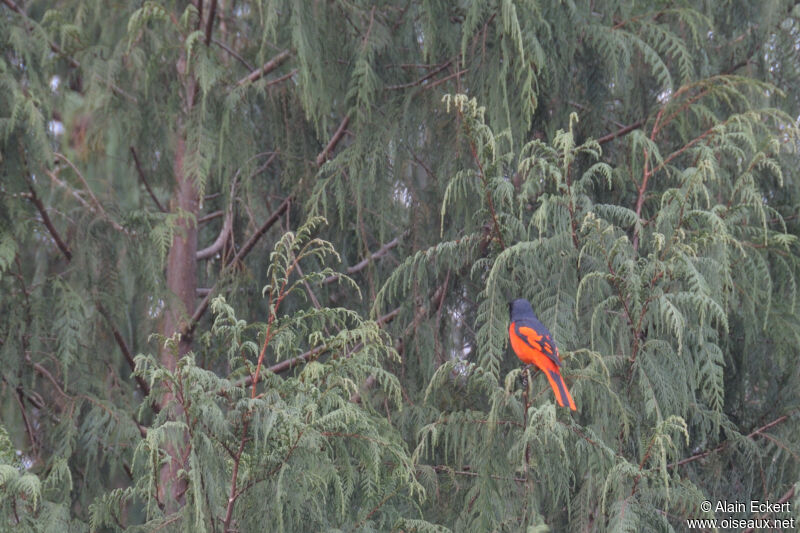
xmin=520 ymin=364 xmax=537 ymax=387
xmin=522 ymin=366 xmax=531 ymax=470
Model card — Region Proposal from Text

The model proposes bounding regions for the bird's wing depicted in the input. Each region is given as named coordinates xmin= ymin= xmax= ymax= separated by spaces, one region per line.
xmin=515 ymin=321 xmax=562 ymax=368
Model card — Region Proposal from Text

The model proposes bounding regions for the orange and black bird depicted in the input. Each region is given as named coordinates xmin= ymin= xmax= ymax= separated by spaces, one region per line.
xmin=509 ymin=298 xmax=577 ymax=411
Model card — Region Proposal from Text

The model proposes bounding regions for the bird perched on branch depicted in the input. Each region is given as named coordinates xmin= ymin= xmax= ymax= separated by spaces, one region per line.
xmin=508 ymin=298 xmax=576 ymax=410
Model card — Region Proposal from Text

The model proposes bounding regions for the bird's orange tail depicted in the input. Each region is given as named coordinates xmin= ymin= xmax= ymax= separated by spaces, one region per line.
xmin=544 ymin=369 xmax=577 ymax=411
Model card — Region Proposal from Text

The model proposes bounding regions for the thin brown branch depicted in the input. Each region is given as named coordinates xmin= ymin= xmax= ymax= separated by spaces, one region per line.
xmin=263 ymin=345 xmax=324 ymax=378
xmin=184 ymin=196 xmax=292 ymax=336
xmin=231 ymin=197 xmax=288 ymax=263
xmin=24 ymin=162 xmax=147 ymax=397
xmin=361 ymin=6 xmax=376 ymax=52
xmin=27 ymin=184 xmax=72 ymax=261
xmin=656 ymin=87 xmax=709 ymax=136
xmin=55 ymin=153 xmax=126 ymax=233
xmin=248 ymin=152 xmax=279 ymax=179
xmin=94 ymin=74 xmax=138 ymax=104
xmin=96 ymin=302 xmax=152 ymax=396
xmin=27 ymin=357 xmax=70 ymax=400
xmin=2 ymin=0 xmax=81 ymax=69
xmin=149 ymin=514 xmax=181 ymax=532
xmin=236 ymin=49 xmax=291 ymax=86
xmin=355 ymin=489 xmax=400 ymax=527
xmin=649 ymin=123 xmax=718 ymax=177
xmin=212 ymin=37 xmax=254 ymax=71
xmin=597 ymin=119 xmax=644 ymax=145
xmin=198 ymin=210 xmax=224 ymax=223
xmin=130 ymin=147 xmax=166 ymax=212
xmin=316 ymin=115 xmax=351 ymax=167
xmin=196 ymin=209 xmax=232 ymax=259
xmin=196 ymin=0 xmax=203 ymax=31
xmin=231 ymin=428 xmax=305 ymax=503
xmin=758 ymin=431 xmax=800 ymax=461
xmin=612 ymin=10 xmax=665 ymax=30
xmin=632 ymin=119 xmax=717 ymax=251
xmin=321 ymin=431 xmax=394 ymax=445
xmin=264 ymin=68 xmax=297 ymax=87
xmin=423 ymin=68 xmax=469 ymax=90
xmin=134 ymin=418 xmax=148 ymax=438
xmin=269 ymin=307 xmax=400 ymax=374
xmin=44 ymin=168 xmax=93 ymax=211
xmin=204 ymin=0 xmax=218 ymax=46
xmin=564 ymin=159 xmax=580 ymax=250
xmin=742 ymin=486 xmax=796 ymax=533
xmin=250 ymin=247 xmax=305 ymax=397
xmin=323 ymin=236 xmax=401 ymax=283
xmin=14 ymin=387 xmax=37 ymax=455
xmin=293 ymin=261 xmax=323 ymax=310
xmin=222 ymin=416 xmax=248 ymax=532
xmin=274 ymin=186 xmax=324 ymax=317
xmin=386 ymin=59 xmax=452 ymax=90
xmin=235 ymin=308 xmax=400 ymax=386
xmin=601 ymin=248 xmax=636 ymax=358
xmin=431 ymin=464 xmax=527 ymax=484
xmin=670 ymin=414 xmax=792 ymax=469
xmin=460 ymin=110 xmax=506 ymax=249
xmin=2 ymin=376 xmax=41 ymax=411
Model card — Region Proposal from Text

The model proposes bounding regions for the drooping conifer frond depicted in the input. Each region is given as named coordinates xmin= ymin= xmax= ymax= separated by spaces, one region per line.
xmin=2 ymin=1 xmax=799 ymax=531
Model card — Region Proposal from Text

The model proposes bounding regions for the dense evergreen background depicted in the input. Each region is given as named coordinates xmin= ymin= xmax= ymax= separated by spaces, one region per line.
xmin=2 ymin=1 xmax=799 ymax=531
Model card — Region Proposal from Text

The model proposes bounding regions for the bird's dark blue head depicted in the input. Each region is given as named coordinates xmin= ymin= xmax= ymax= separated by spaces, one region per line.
xmin=509 ymin=298 xmax=537 ymax=322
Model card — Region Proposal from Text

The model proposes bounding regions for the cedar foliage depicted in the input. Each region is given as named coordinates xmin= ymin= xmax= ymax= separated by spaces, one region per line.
xmin=1 ymin=1 xmax=799 ymax=531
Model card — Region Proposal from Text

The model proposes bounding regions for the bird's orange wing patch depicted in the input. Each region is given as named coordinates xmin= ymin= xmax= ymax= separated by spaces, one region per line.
xmin=517 ymin=326 xmax=546 ymax=355
xmin=510 ymin=323 xmax=559 ymax=370
xmin=518 ymin=326 xmax=542 ymax=342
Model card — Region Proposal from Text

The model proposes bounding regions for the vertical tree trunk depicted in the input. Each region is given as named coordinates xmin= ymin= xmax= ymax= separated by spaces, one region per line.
xmin=161 ymin=134 xmax=199 ymax=368
xmin=158 ymin=53 xmax=200 ymax=509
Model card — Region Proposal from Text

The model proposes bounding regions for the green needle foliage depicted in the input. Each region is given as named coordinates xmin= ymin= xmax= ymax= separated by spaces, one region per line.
xmin=85 ymin=217 xmax=427 ymax=531
xmin=388 ymin=90 xmax=799 ymax=530
xmin=2 ymin=1 xmax=799 ymax=532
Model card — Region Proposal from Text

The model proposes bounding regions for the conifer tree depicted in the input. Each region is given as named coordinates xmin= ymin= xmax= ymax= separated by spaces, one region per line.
xmin=1 ymin=1 xmax=799 ymax=531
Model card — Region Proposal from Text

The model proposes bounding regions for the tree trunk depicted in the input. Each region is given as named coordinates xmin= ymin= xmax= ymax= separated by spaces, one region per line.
xmin=157 ymin=53 xmax=200 ymax=509
xmin=161 ymin=134 xmax=198 ymax=367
